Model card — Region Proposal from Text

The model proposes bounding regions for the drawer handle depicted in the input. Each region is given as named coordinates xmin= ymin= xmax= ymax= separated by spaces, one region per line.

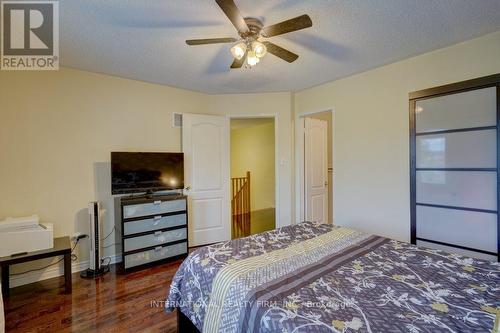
xmin=154 ymin=246 xmax=163 ymax=252
xmin=153 ymin=215 xmax=162 ymax=220
xmin=153 ymin=200 xmax=162 ymax=205
xmin=154 ymin=231 xmax=162 ymax=237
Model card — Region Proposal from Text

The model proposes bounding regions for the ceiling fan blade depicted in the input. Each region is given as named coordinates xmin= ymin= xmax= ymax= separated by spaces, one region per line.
xmin=262 ymin=42 xmax=298 ymax=63
xmin=215 ymin=0 xmax=249 ymax=33
xmin=186 ymin=37 xmax=238 ymax=45
xmin=262 ymin=14 xmax=312 ymax=37
xmin=230 ymin=52 xmax=247 ymax=69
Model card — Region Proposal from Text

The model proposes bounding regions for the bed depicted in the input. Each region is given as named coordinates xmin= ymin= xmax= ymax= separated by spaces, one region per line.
xmin=166 ymin=222 xmax=500 ymax=333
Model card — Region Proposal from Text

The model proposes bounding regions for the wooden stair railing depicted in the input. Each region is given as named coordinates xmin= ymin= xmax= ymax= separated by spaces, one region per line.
xmin=231 ymin=171 xmax=251 ymax=238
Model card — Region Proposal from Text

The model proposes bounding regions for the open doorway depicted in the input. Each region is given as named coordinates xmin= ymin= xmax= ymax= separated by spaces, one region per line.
xmin=297 ymin=110 xmax=333 ymax=224
xmin=230 ymin=117 xmax=276 ymax=238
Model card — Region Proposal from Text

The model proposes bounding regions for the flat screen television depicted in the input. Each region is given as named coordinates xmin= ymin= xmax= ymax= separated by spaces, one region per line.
xmin=111 ymin=152 xmax=184 ymax=195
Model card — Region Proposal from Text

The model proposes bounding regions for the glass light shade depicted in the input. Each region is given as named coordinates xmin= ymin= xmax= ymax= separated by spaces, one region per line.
xmin=252 ymin=41 xmax=267 ymax=58
xmin=246 ymin=50 xmax=260 ymax=66
xmin=230 ymin=42 xmax=246 ymax=60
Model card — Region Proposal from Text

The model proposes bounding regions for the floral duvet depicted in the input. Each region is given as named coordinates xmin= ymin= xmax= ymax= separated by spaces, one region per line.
xmin=166 ymin=222 xmax=500 ymax=333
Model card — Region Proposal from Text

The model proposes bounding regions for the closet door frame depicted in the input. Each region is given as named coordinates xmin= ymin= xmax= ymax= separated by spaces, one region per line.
xmin=409 ymin=73 xmax=500 ymax=262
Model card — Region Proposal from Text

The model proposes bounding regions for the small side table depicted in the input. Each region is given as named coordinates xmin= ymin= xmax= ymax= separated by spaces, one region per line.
xmin=0 ymin=236 xmax=72 ymax=297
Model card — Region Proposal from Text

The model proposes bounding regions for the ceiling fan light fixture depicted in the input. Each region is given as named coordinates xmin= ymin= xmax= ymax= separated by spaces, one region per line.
xmin=252 ymin=41 xmax=267 ymax=58
xmin=246 ymin=50 xmax=260 ymax=67
xmin=230 ymin=42 xmax=247 ymax=60
xmin=185 ymin=0 xmax=312 ymax=69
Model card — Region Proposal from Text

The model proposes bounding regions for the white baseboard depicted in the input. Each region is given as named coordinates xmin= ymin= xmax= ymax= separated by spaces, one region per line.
xmin=9 ymin=254 xmax=122 ymax=288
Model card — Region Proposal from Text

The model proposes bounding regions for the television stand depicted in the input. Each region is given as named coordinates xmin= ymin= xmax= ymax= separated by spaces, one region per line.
xmin=125 ymin=190 xmax=183 ymax=200
xmin=115 ymin=194 xmax=188 ymax=272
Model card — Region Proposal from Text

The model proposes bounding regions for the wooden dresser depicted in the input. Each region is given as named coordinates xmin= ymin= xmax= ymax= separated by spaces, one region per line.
xmin=115 ymin=194 xmax=188 ymax=271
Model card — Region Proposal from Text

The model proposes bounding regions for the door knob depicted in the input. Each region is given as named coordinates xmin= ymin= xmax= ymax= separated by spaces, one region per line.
xmin=185 ymin=186 xmax=191 ymax=190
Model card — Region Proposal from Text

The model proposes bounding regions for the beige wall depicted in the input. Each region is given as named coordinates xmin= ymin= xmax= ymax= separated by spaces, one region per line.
xmin=1 ymin=30 xmax=499 ymax=282
xmin=206 ymin=93 xmax=293 ymax=227
xmin=231 ymin=122 xmax=275 ymax=211
xmin=0 ymin=68 xmax=293 ymax=278
xmin=294 ymin=31 xmax=500 ymax=242
xmin=0 ymin=68 xmax=206 ymax=274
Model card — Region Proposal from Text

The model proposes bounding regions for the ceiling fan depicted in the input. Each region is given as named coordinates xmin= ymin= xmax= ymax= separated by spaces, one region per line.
xmin=186 ymin=0 xmax=312 ymax=69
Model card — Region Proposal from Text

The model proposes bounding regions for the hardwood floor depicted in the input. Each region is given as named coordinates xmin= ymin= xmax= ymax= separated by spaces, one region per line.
xmin=5 ymin=212 xmax=276 ymax=332
xmin=250 ymin=208 xmax=275 ymax=235
xmin=4 ymin=260 xmax=184 ymax=333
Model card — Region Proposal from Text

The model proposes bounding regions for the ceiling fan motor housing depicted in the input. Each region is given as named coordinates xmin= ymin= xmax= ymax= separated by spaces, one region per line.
xmin=186 ymin=0 xmax=312 ymax=68
xmin=241 ymin=17 xmax=264 ymax=40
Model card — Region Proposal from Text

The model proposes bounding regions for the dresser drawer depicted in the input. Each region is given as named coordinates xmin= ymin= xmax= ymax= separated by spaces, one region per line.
xmin=123 ymin=199 xmax=186 ymax=219
xmin=124 ymin=228 xmax=187 ymax=252
xmin=124 ymin=214 xmax=186 ymax=236
xmin=124 ymin=242 xmax=187 ymax=269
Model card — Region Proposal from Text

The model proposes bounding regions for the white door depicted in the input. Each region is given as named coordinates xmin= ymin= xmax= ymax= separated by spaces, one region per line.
xmin=304 ymin=118 xmax=328 ymax=224
xmin=182 ymin=113 xmax=231 ymax=246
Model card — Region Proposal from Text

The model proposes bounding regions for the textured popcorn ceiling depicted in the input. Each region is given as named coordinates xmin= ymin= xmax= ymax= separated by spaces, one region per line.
xmin=60 ymin=0 xmax=500 ymax=94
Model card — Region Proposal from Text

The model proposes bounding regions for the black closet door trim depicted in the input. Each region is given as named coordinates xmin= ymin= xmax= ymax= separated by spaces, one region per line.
xmin=409 ymin=74 xmax=500 ymax=100
xmin=416 ymin=237 xmax=497 ymax=257
xmin=416 ymin=203 xmax=497 ymax=215
xmin=416 ymin=126 xmax=497 ymax=136
xmin=496 ymin=84 xmax=500 ymax=262
xmin=409 ymin=74 xmax=500 ymax=262
xmin=416 ymin=168 xmax=496 ymax=172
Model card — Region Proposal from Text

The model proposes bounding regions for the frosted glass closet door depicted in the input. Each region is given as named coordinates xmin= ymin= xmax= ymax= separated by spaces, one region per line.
xmin=414 ymin=86 xmax=498 ymax=260
xmin=415 ymin=87 xmax=496 ymax=132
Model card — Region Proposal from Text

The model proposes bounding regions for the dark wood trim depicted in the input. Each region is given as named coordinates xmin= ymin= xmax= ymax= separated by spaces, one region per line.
xmin=415 ymin=125 xmax=497 ymax=136
xmin=121 ymin=253 xmax=188 ymax=273
xmin=123 ymin=210 xmax=187 ymax=223
xmin=416 ymin=237 xmax=497 ymax=256
xmin=123 ymin=225 xmax=187 ymax=239
xmin=1 ymin=266 xmax=9 ymax=296
xmin=409 ymin=74 xmax=500 ymax=261
xmin=118 ymin=195 xmax=189 ymax=272
xmin=121 ymin=199 xmax=125 ymax=272
xmin=64 ymin=253 xmax=72 ymax=294
xmin=119 ymin=193 xmax=187 ymax=206
xmin=177 ymin=308 xmax=201 ymax=333
xmin=416 ymin=203 xmax=497 ymax=214
xmin=409 ymin=73 xmax=500 ymax=100
xmin=123 ymin=239 xmax=188 ymax=256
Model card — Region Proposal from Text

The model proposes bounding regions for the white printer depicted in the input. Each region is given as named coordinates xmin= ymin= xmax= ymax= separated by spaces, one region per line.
xmin=0 ymin=215 xmax=53 ymax=257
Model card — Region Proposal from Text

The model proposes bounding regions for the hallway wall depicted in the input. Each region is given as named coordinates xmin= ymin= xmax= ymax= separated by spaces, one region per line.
xmin=231 ymin=121 xmax=275 ymax=211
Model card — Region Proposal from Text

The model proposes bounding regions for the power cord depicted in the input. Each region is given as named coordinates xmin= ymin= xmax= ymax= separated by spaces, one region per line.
xmin=102 ymin=226 xmax=116 ymax=242
xmin=101 ymin=226 xmax=117 ymax=250
xmin=100 ymin=256 xmax=112 ymax=272
xmin=11 ymin=232 xmax=118 ymax=277
xmin=102 ymin=242 xmax=119 ymax=249
xmin=10 ymin=237 xmax=84 ymax=276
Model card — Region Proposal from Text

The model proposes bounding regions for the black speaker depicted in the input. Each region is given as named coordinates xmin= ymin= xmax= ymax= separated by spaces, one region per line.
xmin=80 ymin=201 xmax=109 ymax=278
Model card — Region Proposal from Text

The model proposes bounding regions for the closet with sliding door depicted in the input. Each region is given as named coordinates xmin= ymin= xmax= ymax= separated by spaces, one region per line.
xmin=409 ymin=74 xmax=500 ymax=262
